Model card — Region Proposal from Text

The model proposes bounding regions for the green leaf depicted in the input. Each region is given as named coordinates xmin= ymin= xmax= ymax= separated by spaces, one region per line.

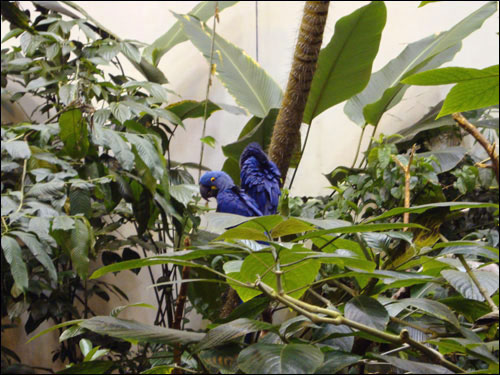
xmin=27 ymin=179 xmax=65 ymax=198
xmin=169 ymin=184 xmax=199 ymax=206
xmin=57 ymin=360 xmax=114 ymax=374
xmin=1 ymin=28 xmax=24 ymax=43
xmin=315 ymin=351 xmax=361 ymax=374
xmin=231 ymin=248 xmax=320 ymax=302
xmin=109 ymin=102 xmax=131 ymax=124
xmin=1 ymin=140 xmax=31 ymax=159
xmin=80 ymin=316 xmax=204 ymax=345
xmin=195 ymin=318 xmax=277 ymax=351
xmin=303 ymin=1 xmax=386 ymax=124
xmin=143 ymin=1 xmax=238 ymax=65
xmin=59 ymin=83 xmax=77 ymax=105
xmin=366 ymin=201 xmax=498 ymax=223
xmin=52 ymin=216 xmax=75 ymax=231
xmin=200 ymin=135 xmax=216 ymax=148
xmin=69 ymin=188 xmax=91 ymax=217
xmin=71 ymin=218 xmax=91 ymax=279
xmin=294 ymin=223 xmax=427 ymax=242
xmin=59 ymin=109 xmax=89 ymax=159
xmin=126 ymin=134 xmax=165 ymax=180
xmin=238 ymin=343 xmax=324 ymax=374
xmin=110 ymin=302 xmax=155 ymax=318
xmin=402 ymin=65 xmax=498 ymax=85
xmin=441 ymin=269 xmax=499 ymax=302
xmin=27 ymin=319 xmax=84 ymax=343
xmin=89 ymin=249 xmax=246 ymax=279
xmin=440 ymin=296 xmax=491 ymax=322
xmin=175 ymin=13 xmax=282 ymax=118
xmin=435 ymin=245 xmax=498 ymax=262
xmin=270 ymin=218 xmax=315 ymax=238
xmin=344 ymin=296 xmax=389 ymax=331
xmin=165 ymin=100 xmax=221 ymax=120
xmin=1 ymin=236 xmax=29 ymax=291
xmin=417 ymin=146 xmax=467 ymax=173
xmin=438 ymin=75 xmax=499 ymax=118
xmin=344 ymin=2 xmax=498 ymax=127
xmin=120 ymin=41 xmax=141 ymax=63
xmin=79 ymin=338 xmax=92 ymax=357
xmin=373 ymin=354 xmax=453 ymax=374
xmin=387 ymin=298 xmax=460 ymax=328
xmin=11 ymin=231 xmax=57 ymax=282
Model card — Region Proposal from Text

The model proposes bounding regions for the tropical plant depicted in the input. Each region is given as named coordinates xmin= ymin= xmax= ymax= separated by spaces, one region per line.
xmin=2 ymin=1 xmax=498 ymax=374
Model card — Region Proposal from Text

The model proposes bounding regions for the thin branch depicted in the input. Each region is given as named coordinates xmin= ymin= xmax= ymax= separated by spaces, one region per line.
xmin=452 ymin=112 xmax=499 ymax=184
xmin=391 ymin=144 xmax=416 ymax=229
xmin=458 ymin=254 xmax=498 ymax=313
xmin=198 ymin=1 xmax=219 ymax=181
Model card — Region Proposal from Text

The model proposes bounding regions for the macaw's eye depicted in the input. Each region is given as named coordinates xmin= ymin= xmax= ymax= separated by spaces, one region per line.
xmin=211 ymin=186 xmax=217 ymax=190
xmin=211 ymin=177 xmax=216 ymax=182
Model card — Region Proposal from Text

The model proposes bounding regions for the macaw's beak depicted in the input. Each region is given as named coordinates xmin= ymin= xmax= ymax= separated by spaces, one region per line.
xmin=199 ymin=184 xmax=216 ymax=200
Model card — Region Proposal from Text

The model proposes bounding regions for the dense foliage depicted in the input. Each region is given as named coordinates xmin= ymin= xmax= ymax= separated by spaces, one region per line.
xmin=1 ymin=1 xmax=498 ymax=374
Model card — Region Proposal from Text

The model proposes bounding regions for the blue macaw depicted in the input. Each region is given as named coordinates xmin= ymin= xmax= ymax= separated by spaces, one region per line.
xmin=199 ymin=171 xmax=263 ymax=216
xmin=239 ymin=142 xmax=281 ymax=215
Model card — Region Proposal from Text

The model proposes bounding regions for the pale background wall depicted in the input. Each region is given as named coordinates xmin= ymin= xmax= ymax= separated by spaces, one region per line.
xmin=1 ymin=1 xmax=498 ymax=371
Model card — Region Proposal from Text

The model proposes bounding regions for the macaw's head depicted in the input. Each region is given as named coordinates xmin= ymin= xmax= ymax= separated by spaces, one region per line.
xmin=199 ymin=171 xmax=234 ymax=200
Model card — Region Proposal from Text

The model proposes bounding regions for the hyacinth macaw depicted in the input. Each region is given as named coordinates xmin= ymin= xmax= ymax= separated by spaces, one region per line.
xmin=239 ymin=142 xmax=281 ymax=215
xmin=199 ymin=170 xmax=263 ymax=216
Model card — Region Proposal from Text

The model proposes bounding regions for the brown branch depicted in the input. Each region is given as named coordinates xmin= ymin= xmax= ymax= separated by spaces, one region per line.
xmin=452 ymin=112 xmax=499 ymax=184
xmin=269 ymin=1 xmax=330 ymax=182
xmin=391 ymin=144 xmax=417 ymax=230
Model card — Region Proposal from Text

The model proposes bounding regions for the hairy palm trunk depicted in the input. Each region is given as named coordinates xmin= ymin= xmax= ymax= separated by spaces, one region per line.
xmin=269 ymin=1 xmax=330 ymax=182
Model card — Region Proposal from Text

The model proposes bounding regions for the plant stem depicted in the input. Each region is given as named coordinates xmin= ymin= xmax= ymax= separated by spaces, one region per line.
xmin=391 ymin=144 xmax=416 ymax=229
xmin=198 ymin=2 xmax=219 ymax=181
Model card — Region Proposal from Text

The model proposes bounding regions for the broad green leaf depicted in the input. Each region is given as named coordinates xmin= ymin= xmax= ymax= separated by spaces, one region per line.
xmin=52 ymin=216 xmax=75 ymax=231
xmin=57 ymin=360 xmax=114 ymax=374
xmin=438 ymin=75 xmax=499 ymax=118
xmin=69 ymin=188 xmax=91 ymax=217
xmin=416 ymin=146 xmax=467 ymax=173
xmin=344 ymin=296 xmax=389 ymax=331
xmin=1 ymin=28 xmax=24 ymax=43
xmin=71 ymin=219 xmax=91 ymax=279
xmin=402 ymin=65 xmax=500 ymax=118
xmin=169 ymin=184 xmax=199 ymax=206
xmin=27 ymin=179 xmax=65 ymax=198
xmin=166 ymin=100 xmax=221 ymax=120
xmin=231 ymin=248 xmax=320 ymax=302
xmin=373 ymin=354 xmax=453 ymax=374
xmin=60 ymin=326 xmax=87 ymax=342
xmin=216 ymin=227 xmax=269 ymax=241
xmin=202 ymin=212 xmax=283 ymax=235
xmin=120 ymin=41 xmax=141 ymax=63
xmin=175 ymin=13 xmax=282 ymax=118
xmin=79 ymin=338 xmax=92 ymax=356
xmin=238 ymin=343 xmax=324 ymax=374
xmin=80 ymin=316 xmax=204 ymax=345
xmin=126 ymin=133 xmax=165 ymax=180
xmin=344 ymin=1 xmax=497 ymax=127
xmin=143 ymin=1 xmax=239 ymax=65
xmin=27 ymin=319 xmax=84 ymax=343
xmin=315 ymin=351 xmax=361 ymax=374
xmin=402 ymin=65 xmax=498 ymax=85
xmin=59 ymin=83 xmax=77 ymax=105
xmin=200 ymin=346 xmax=240 ymax=373
xmin=195 ymin=318 xmax=277 ymax=351
xmin=303 ymin=1 xmax=386 ymax=124
xmin=90 ymin=249 xmax=246 ymax=279
xmin=440 ymin=296 xmax=491 ymax=322
xmin=294 ymin=223 xmax=426 ymax=241
xmin=109 ymin=102 xmax=131 ymax=124
xmin=58 ymin=109 xmax=89 ymax=159
xmin=270 ymin=218 xmax=315 ymax=238
xmin=11 ymin=231 xmax=57 ymax=282
xmin=1 ymin=140 xmax=31 ymax=159
xmin=366 ymin=201 xmax=498 ymax=223
xmin=436 ymin=245 xmax=498 ymax=262
xmin=387 ymin=298 xmax=460 ymax=328
xmin=441 ymin=269 xmax=499 ymax=301
xmin=1 ymin=235 xmax=29 ymax=291
xmin=110 ymin=302 xmax=155 ymax=318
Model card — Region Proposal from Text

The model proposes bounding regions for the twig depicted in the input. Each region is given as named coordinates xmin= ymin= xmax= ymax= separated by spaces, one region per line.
xmin=452 ymin=112 xmax=499 ymax=184
xmin=458 ymin=254 xmax=498 ymax=313
xmin=256 ymin=280 xmax=465 ymax=374
xmin=198 ymin=1 xmax=219 ymax=181
xmin=391 ymin=144 xmax=417 ymax=230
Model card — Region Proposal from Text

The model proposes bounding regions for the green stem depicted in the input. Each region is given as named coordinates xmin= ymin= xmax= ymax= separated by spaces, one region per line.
xmin=198 ymin=1 xmax=219 ymax=181
xmin=350 ymin=125 xmax=366 ymax=168
xmin=14 ymin=159 xmax=28 ymax=214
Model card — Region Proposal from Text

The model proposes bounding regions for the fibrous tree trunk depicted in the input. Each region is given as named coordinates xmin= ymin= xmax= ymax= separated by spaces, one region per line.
xmin=269 ymin=1 xmax=330 ymax=182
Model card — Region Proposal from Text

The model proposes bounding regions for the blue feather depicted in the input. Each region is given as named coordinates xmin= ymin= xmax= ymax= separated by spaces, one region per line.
xmin=240 ymin=142 xmax=281 ymax=215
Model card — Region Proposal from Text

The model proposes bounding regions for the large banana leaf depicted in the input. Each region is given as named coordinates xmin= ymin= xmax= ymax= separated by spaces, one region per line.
xmin=303 ymin=1 xmax=386 ymax=124
xmin=143 ymin=1 xmax=239 ymax=66
xmin=344 ymin=1 xmax=497 ymax=127
xmin=175 ymin=13 xmax=283 ymax=118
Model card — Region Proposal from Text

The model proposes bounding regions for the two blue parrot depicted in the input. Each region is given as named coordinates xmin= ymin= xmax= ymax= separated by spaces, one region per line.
xmin=199 ymin=142 xmax=281 ymax=217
